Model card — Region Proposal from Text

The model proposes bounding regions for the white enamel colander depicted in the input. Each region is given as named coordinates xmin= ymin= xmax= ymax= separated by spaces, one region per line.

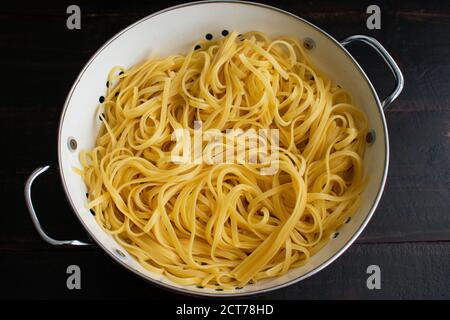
xmin=25 ymin=1 xmax=403 ymax=297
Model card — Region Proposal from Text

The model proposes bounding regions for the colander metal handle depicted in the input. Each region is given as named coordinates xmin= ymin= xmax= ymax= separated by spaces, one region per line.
xmin=24 ymin=165 xmax=92 ymax=246
xmin=341 ymin=35 xmax=404 ymax=110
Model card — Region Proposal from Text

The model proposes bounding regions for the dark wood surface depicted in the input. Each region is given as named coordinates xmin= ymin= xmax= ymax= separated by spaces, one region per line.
xmin=2 ymin=0 xmax=449 ymax=299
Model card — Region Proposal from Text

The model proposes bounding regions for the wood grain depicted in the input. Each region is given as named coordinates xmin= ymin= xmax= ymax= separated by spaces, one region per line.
xmin=1 ymin=0 xmax=449 ymax=299
xmin=1 ymin=242 xmax=448 ymax=300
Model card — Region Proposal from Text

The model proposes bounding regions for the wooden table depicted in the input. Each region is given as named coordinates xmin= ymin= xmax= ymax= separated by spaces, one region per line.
xmin=2 ymin=0 xmax=449 ymax=299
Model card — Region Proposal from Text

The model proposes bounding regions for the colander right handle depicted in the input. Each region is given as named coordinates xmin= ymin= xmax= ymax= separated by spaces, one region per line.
xmin=341 ymin=35 xmax=404 ymax=110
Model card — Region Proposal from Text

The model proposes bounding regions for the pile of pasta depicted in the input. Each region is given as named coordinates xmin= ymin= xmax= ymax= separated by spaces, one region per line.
xmin=79 ymin=31 xmax=368 ymax=289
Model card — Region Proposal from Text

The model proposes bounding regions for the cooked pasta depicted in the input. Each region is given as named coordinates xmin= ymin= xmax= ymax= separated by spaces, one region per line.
xmin=78 ymin=31 xmax=368 ymax=289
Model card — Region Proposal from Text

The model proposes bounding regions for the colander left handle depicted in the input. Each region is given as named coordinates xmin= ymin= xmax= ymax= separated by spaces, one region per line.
xmin=24 ymin=165 xmax=92 ymax=246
